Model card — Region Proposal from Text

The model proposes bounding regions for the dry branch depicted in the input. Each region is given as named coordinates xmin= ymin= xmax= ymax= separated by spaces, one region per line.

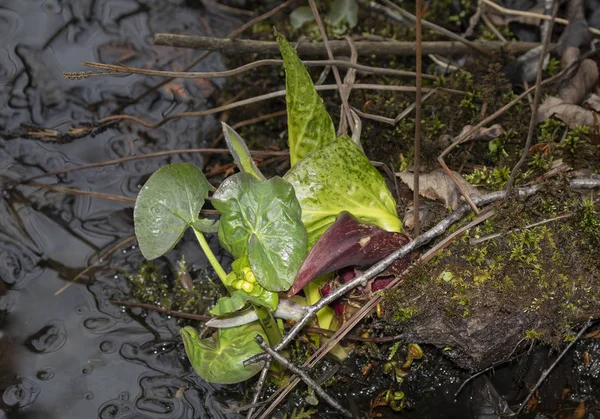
xmin=153 ymin=34 xmax=545 ymax=57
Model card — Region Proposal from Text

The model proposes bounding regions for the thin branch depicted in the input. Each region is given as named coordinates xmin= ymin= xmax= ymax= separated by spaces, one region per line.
xmin=481 ymin=0 xmax=600 ymax=36
xmin=251 ymin=335 xmax=353 ymax=418
xmin=96 ymin=84 xmax=464 ymax=130
xmin=505 ymin=0 xmax=558 ymax=195
xmin=377 ymin=0 xmax=494 ymax=57
xmin=111 ymin=300 xmax=213 ymax=321
xmin=9 ymin=180 xmax=136 ymax=204
xmin=516 ymin=318 xmax=594 ymax=415
xmin=437 ymin=48 xmax=600 ymax=213
xmin=116 ymin=0 xmax=292 ymax=112
xmin=308 ymin=0 xmax=354 ymax=135
xmin=153 ymin=33 xmax=545 ymax=57
xmin=23 ymin=148 xmax=288 ymax=183
xmin=413 ymin=0 xmax=423 ymax=236
xmin=77 ymin=58 xmax=437 ymax=80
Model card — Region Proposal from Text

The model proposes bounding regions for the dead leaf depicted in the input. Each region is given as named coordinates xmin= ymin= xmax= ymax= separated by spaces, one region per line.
xmin=583 ymin=93 xmax=600 ymax=112
xmin=458 ymin=124 xmax=504 ymax=142
xmin=537 ymin=97 xmax=598 ymax=128
xmin=398 ymin=169 xmax=480 ymax=210
xmin=561 ymin=46 xmax=581 ymax=71
xmin=559 ymin=59 xmax=599 ymax=104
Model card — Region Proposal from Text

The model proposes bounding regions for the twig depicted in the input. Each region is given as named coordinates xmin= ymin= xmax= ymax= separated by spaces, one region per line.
xmin=97 ymin=84 xmax=465 ymax=130
xmin=201 ymin=0 xmax=255 ymax=16
xmin=153 ymin=34 xmax=545 ymax=57
xmin=248 ymin=179 xmax=600 ymax=417
xmin=8 ymin=180 xmax=136 ymax=204
xmin=437 ymin=47 xmax=600 ymax=213
xmin=23 ymin=148 xmax=287 ymax=183
xmin=250 ymin=335 xmax=353 ymax=418
xmin=395 ymin=88 xmax=437 ymax=124
xmin=413 ymin=0 xmax=423 ymax=237
xmin=308 ymin=0 xmax=354 ymax=135
xmin=111 ymin=300 xmax=213 ymax=321
xmin=505 ymin=0 xmax=558 ymax=195
xmin=469 ymin=212 xmax=573 ymax=245
xmin=338 ymin=36 xmax=359 ymax=135
xmin=79 ymin=58 xmax=438 ymax=80
xmin=481 ymin=0 xmax=600 ymax=36
xmin=377 ymin=0 xmax=494 ymax=57
xmin=481 ymin=12 xmax=508 ymax=42
xmin=54 ymin=235 xmax=136 ymax=296
xmin=516 ymin=318 xmax=594 ymax=415
xmin=117 ymin=0 xmax=292 ymax=112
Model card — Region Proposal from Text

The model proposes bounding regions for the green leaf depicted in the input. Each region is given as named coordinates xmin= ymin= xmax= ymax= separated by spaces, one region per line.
xmin=212 ymin=173 xmax=308 ymax=291
xmin=134 ymin=163 xmax=213 ymax=260
xmin=289 ymin=6 xmax=315 ymax=29
xmin=210 ymin=287 xmax=279 ymax=315
xmin=222 ymin=122 xmax=265 ymax=180
xmin=181 ymin=325 xmax=265 ymax=384
xmin=328 ymin=0 xmax=358 ymax=28
xmin=284 ymin=135 xmax=402 ymax=247
xmin=193 ymin=218 xmax=219 ymax=233
xmin=277 ymin=32 xmax=336 ymax=166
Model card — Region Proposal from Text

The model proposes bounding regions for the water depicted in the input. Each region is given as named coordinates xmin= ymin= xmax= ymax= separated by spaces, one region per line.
xmin=0 ymin=1 xmax=246 ymax=417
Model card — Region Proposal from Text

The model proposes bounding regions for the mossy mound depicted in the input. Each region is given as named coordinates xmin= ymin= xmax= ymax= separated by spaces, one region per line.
xmin=380 ymin=185 xmax=600 ymax=371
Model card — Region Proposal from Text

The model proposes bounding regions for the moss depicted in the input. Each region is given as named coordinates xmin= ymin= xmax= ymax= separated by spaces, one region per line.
xmin=381 ymin=188 xmax=600 ymax=348
xmin=127 ymin=259 xmax=218 ymax=314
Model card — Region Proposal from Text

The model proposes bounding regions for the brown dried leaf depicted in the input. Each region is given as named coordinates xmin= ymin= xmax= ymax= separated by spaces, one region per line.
xmin=583 ymin=93 xmax=600 ymax=112
xmin=537 ymin=96 xmax=597 ymax=128
xmin=559 ymin=59 xmax=599 ymax=104
xmin=458 ymin=124 xmax=504 ymax=142
xmin=398 ymin=169 xmax=480 ymax=210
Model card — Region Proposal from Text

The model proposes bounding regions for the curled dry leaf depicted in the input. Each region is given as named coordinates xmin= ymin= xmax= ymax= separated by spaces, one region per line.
xmin=537 ymin=97 xmax=597 ymax=128
xmin=398 ymin=169 xmax=480 ymax=210
xmin=559 ymin=59 xmax=599 ymax=104
xmin=458 ymin=124 xmax=504 ymax=142
xmin=583 ymin=93 xmax=600 ymax=112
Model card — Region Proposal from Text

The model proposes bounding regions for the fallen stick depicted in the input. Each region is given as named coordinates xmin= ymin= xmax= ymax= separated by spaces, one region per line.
xmin=153 ymin=34 xmax=545 ymax=57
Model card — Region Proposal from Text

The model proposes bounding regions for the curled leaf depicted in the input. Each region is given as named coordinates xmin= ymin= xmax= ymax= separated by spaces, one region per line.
xmin=181 ymin=325 xmax=265 ymax=384
xmin=289 ymin=212 xmax=410 ymax=296
xmin=222 ymin=122 xmax=265 ymax=180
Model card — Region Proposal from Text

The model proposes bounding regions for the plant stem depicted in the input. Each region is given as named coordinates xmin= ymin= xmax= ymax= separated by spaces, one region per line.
xmin=252 ymin=304 xmax=282 ymax=346
xmin=192 ymin=227 xmax=228 ymax=284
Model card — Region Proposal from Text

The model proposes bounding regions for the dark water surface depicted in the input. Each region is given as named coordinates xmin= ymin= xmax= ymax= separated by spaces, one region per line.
xmin=0 ymin=1 xmax=245 ymax=417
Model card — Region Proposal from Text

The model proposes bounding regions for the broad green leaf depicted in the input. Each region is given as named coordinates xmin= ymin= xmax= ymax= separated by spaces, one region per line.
xmin=277 ymin=32 xmax=336 ymax=166
xmin=222 ymin=122 xmax=265 ymax=180
xmin=289 ymin=6 xmax=315 ymax=29
xmin=181 ymin=325 xmax=265 ymax=384
xmin=328 ymin=0 xmax=358 ymax=28
xmin=284 ymin=135 xmax=402 ymax=247
xmin=134 ymin=164 xmax=213 ymax=260
xmin=212 ymin=173 xmax=308 ymax=292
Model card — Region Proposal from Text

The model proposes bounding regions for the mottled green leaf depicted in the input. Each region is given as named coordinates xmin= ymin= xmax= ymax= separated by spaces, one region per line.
xmin=181 ymin=325 xmax=265 ymax=384
xmin=212 ymin=173 xmax=308 ymax=291
xmin=277 ymin=32 xmax=336 ymax=166
xmin=134 ymin=164 xmax=213 ymax=260
xmin=284 ymin=135 xmax=402 ymax=247
xmin=222 ymin=122 xmax=265 ymax=180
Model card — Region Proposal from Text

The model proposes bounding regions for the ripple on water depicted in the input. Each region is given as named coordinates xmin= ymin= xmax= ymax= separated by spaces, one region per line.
xmin=2 ymin=378 xmax=40 ymax=408
xmin=25 ymin=320 xmax=67 ymax=353
xmin=0 ymin=238 xmax=42 ymax=290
